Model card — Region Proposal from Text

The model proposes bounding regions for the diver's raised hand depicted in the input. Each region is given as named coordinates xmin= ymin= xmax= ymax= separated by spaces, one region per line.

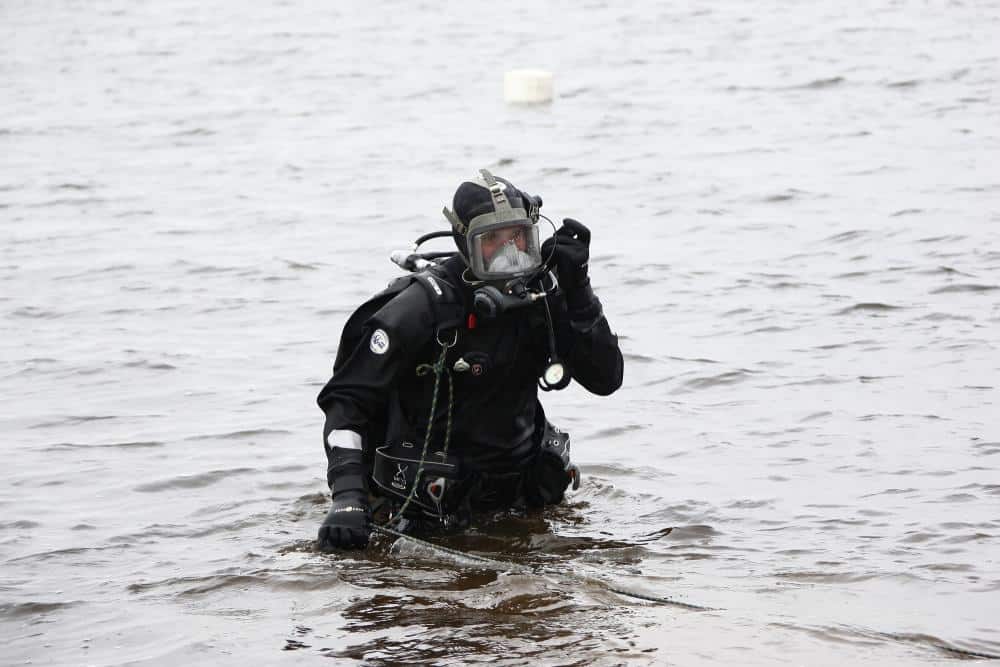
xmin=542 ymin=218 xmax=596 ymax=313
xmin=542 ymin=218 xmax=591 ymax=288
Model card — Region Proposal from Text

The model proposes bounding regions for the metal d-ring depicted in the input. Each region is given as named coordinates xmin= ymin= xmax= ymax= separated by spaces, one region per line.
xmin=436 ymin=327 xmax=458 ymax=348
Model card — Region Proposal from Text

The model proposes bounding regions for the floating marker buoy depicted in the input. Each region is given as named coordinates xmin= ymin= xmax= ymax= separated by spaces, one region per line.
xmin=504 ymin=69 xmax=554 ymax=104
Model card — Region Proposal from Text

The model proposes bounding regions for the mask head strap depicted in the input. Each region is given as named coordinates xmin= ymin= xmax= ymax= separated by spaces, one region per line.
xmin=478 ymin=169 xmax=516 ymax=219
xmin=442 ymin=207 xmax=465 ymax=235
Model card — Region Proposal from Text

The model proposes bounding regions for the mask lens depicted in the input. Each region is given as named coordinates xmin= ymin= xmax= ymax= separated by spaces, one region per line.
xmin=470 ymin=224 xmax=541 ymax=280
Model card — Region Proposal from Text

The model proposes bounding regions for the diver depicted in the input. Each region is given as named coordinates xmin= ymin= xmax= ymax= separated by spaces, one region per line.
xmin=316 ymin=169 xmax=624 ymax=550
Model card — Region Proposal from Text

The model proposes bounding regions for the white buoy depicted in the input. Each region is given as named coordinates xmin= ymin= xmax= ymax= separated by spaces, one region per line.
xmin=504 ymin=69 xmax=554 ymax=105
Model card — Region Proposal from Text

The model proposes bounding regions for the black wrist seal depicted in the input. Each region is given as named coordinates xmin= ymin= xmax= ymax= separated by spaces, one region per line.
xmin=326 ymin=446 xmax=366 ymax=497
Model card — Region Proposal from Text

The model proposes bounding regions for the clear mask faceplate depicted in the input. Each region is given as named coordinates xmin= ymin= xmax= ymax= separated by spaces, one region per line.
xmin=468 ymin=222 xmax=542 ymax=281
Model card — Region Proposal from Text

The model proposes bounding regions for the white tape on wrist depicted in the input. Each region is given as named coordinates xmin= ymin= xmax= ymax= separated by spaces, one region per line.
xmin=325 ymin=429 xmax=362 ymax=452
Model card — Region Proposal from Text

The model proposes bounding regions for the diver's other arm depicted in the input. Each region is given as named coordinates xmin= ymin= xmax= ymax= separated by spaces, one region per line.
xmin=542 ymin=218 xmax=624 ymax=395
xmin=315 ymin=326 xmax=400 ymax=550
xmin=315 ymin=301 xmax=424 ymax=549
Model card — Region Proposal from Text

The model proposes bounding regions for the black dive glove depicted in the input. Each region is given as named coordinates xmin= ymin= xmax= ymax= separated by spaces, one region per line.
xmin=317 ymin=446 xmax=371 ymax=551
xmin=541 ymin=219 xmax=601 ymax=317
xmin=317 ymin=489 xmax=371 ymax=551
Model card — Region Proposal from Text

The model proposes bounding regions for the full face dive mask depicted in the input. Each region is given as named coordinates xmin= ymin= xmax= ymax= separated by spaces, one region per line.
xmin=443 ymin=169 xmax=542 ymax=282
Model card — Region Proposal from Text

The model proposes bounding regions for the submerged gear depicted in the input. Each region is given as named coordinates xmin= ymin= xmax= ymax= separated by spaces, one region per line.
xmin=527 ymin=423 xmax=580 ymax=506
xmin=444 ymin=169 xmax=543 ymax=282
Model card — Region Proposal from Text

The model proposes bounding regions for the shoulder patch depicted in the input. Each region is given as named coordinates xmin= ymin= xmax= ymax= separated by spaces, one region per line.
xmin=369 ymin=329 xmax=390 ymax=355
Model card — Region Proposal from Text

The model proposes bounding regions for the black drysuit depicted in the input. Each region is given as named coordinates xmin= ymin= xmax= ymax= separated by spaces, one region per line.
xmin=316 ymin=255 xmax=623 ymax=512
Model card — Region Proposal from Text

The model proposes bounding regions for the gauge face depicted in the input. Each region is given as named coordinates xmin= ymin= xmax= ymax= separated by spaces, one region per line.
xmin=543 ymin=363 xmax=565 ymax=386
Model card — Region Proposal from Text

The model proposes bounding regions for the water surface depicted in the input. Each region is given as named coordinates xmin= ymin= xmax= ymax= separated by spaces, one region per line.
xmin=2 ymin=0 xmax=999 ymax=664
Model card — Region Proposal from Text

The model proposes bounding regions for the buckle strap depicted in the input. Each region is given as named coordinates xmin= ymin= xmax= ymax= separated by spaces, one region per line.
xmin=331 ymin=473 xmax=366 ymax=497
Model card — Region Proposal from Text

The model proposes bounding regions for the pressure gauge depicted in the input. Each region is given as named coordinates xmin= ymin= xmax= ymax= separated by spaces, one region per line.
xmin=541 ymin=361 xmax=569 ymax=390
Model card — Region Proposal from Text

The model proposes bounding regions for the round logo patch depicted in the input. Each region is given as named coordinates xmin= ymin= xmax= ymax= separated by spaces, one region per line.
xmin=369 ymin=329 xmax=390 ymax=355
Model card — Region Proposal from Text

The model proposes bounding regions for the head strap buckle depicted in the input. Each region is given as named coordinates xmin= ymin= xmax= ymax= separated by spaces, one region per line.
xmin=478 ymin=168 xmax=513 ymax=215
xmin=442 ymin=207 xmax=466 ymax=234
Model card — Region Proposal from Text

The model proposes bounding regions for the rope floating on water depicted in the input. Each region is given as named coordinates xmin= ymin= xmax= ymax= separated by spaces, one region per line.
xmin=373 ymin=524 xmax=716 ymax=612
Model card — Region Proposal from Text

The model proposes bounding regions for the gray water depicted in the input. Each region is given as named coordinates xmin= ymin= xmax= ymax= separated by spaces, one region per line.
xmin=2 ymin=1 xmax=999 ymax=664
